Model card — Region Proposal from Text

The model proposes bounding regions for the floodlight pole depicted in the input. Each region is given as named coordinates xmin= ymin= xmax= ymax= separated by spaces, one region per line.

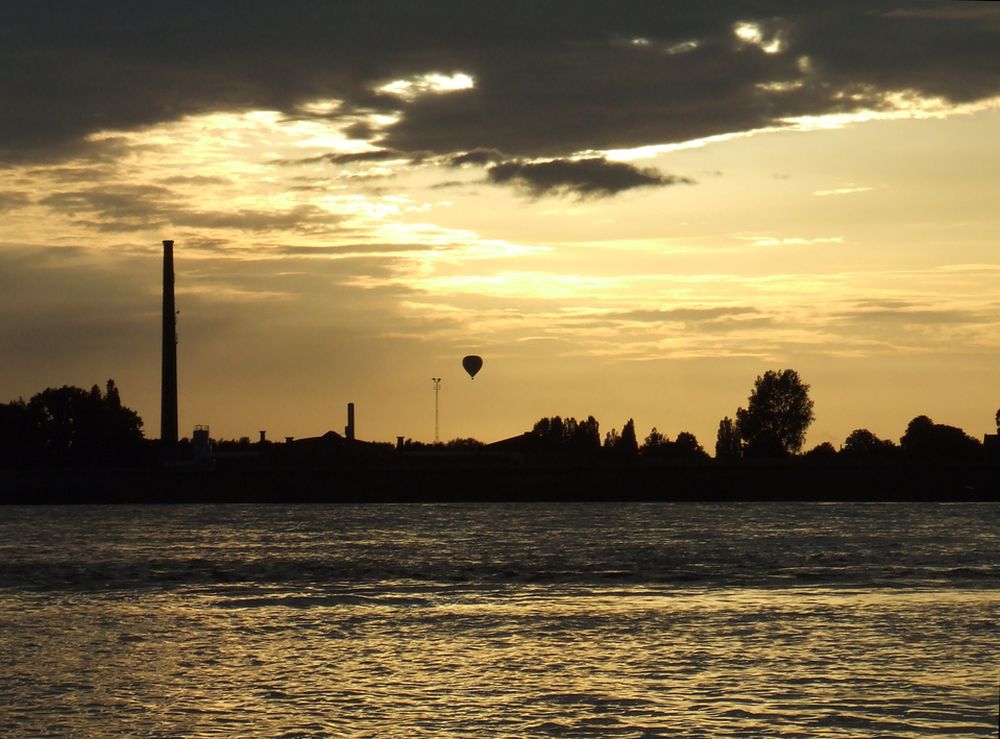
xmin=432 ymin=378 xmax=442 ymax=444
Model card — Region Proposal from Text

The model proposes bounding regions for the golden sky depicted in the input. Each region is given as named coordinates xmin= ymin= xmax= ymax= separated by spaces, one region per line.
xmin=1 ymin=3 xmax=998 ymax=448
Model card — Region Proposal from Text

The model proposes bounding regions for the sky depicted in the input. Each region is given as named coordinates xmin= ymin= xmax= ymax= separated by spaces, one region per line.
xmin=2 ymin=1 xmax=999 ymax=449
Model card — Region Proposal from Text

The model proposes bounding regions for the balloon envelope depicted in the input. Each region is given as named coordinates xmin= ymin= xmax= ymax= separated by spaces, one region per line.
xmin=462 ymin=355 xmax=483 ymax=379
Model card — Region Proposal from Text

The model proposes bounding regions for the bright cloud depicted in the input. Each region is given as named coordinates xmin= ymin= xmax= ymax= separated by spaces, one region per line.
xmin=376 ymin=72 xmax=475 ymax=102
xmin=813 ymin=186 xmax=874 ymax=197
xmin=733 ymin=21 xmax=785 ymax=54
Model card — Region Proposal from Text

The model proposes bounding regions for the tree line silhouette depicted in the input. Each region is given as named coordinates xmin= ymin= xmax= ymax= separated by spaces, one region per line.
xmin=511 ymin=369 xmax=993 ymax=466
xmin=0 ymin=380 xmax=148 ymax=467
xmin=0 ymin=371 xmax=997 ymax=470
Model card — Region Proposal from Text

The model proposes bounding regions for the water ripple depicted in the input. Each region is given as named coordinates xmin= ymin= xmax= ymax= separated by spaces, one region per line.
xmin=0 ymin=502 xmax=997 ymax=737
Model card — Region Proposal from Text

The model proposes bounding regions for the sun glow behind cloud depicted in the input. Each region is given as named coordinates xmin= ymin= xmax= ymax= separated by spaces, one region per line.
xmin=376 ymin=72 xmax=476 ymax=101
xmin=733 ymin=21 xmax=785 ymax=54
xmin=592 ymin=93 xmax=1000 ymax=164
xmin=64 ymin=109 xmax=498 ymax=257
xmin=783 ymin=92 xmax=1000 ymax=132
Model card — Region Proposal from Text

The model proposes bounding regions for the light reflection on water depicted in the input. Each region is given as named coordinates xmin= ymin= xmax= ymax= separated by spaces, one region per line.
xmin=0 ymin=502 xmax=997 ymax=737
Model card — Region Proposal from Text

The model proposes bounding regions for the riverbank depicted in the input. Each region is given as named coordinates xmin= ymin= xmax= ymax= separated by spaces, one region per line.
xmin=3 ymin=461 xmax=999 ymax=504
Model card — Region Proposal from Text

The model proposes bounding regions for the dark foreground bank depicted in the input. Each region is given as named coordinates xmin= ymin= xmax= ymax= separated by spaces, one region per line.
xmin=3 ymin=461 xmax=999 ymax=504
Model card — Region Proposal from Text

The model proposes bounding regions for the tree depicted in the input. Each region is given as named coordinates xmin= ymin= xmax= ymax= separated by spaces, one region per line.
xmin=803 ymin=441 xmax=837 ymax=460
xmin=735 ymin=369 xmax=814 ymax=457
xmin=995 ymin=407 xmax=1000 ymax=434
xmin=531 ymin=415 xmax=600 ymax=452
xmin=618 ymin=418 xmax=639 ymax=458
xmin=571 ymin=416 xmax=601 ymax=452
xmin=900 ymin=415 xmax=981 ymax=462
xmin=715 ymin=416 xmax=741 ymax=461
xmin=603 ymin=419 xmax=638 ymax=458
xmin=900 ymin=415 xmax=934 ymax=450
xmin=639 ymin=427 xmax=669 ymax=459
xmin=841 ymin=428 xmax=897 ymax=458
xmin=106 ymin=378 xmax=121 ymax=408
xmin=532 ymin=415 xmax=565 ymax=444
xmin=641 ymin=427 xmax=668 ymax=452
xmin=0 ymin=398 xmax=41 ymax=466
xmin=19 ymin=380 xmax=144 ymax=465
xmin=674 ymin=431 xmax=708 ymax=460
xmin=641 ymin=428 xmax=709 ymax=461
xmin=603 ymin=418 xmax=638 ymax=459
xmin=445 ymin=437 xmax=483 ymax=450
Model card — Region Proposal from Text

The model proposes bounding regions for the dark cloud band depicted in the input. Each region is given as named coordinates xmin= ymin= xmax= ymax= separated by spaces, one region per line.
xmin=1 ymin=2 xmax=998 ymax=165
xmin=486 ymin=157 xmax=692 ymax=197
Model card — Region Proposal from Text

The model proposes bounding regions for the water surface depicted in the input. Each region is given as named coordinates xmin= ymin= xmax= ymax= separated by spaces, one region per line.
xmin=1 ymin=502 xmax=997 ymax=736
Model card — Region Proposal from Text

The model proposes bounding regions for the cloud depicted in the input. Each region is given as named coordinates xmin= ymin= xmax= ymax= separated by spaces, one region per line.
xmin=183 ymin=205 xmax=342 ymax=233
xmin=448 ymin=148 xmax=506 ymax=167
xmin=884 ymin=6 xmax=1000 ymax=24
xmin=742 ymin=235 xmax=845 ymax=247
xmin=813 ymin=185 xmax=874 ymax=197
xmin=834 ymin=306 xmax=985 ymax=326
xmin=429 ymin=180 xmax=474 ymax=190
xmin=275 ymin=243 xmax=434 ymax=256
xmin=40 ymin=186 xmax=174 ymax=231
xmin=161 ymin=175 xmax=232 ymax=186
xmin=0 ymin=191 xmax=31 ymax=211
xmin=603 ymin=306 xmax=761 ymax=322
xmin=39 ymin=186 xmax=342 ymax=234
xmin=486 ymin=157 xmax=692 ymax=197
xmin=557 ymin=306 xmax=775 ymax=336
xmin=317 ymin=149 xmax=413 ymax=165
xmin=2 ymin=4 xmax=998 ymax=165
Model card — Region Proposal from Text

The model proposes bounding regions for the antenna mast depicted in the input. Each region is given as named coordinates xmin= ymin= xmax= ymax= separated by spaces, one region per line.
xmin=432 ymin=378 xmax=441 ymax=443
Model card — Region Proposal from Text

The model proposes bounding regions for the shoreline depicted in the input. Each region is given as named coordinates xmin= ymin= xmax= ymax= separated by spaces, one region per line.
xmin=3 ymin=462 xmax=999 ymax=504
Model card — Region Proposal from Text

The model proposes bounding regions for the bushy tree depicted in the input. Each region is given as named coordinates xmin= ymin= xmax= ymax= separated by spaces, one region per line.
xmin=901 ymin=415 xmax=934 ymax=447
xmin=803 ymin=441 xmax=837 ymax=460
xmin=714 ymin=416 xmax=741 ymax=461
xmin=641 ymin=427 xmax=668 ymax=451
xmin=841 ymin=428 xmax=898 ymax=458
xmin=735 ymin=369 xmax=814 ymax=457
xmin=995 ymin=407 xmax=1000 ymax=434
xmin=900 ymin=415 xmax=981 ymax=462
xmin=674 ymin=431 xmax=709 ymax=460
xmin=641 ymin=428 xmax=708 ymax=461
xmin=0 ymin=380 xmax=145 ymax=466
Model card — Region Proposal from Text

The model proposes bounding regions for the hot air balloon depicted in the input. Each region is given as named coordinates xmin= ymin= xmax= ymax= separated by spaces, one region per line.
xmin=462 ymin=355 xmax=483 ymax=379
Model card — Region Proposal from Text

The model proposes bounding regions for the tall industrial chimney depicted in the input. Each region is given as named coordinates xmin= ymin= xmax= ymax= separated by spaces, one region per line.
xmin=160 ymin=239 xmax=178 ymax=448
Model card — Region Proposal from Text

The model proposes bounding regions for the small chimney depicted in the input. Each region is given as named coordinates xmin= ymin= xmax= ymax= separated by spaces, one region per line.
xmin=259 ymin=430 xmax=267 ymax=443
xmin=345 ymin=402 xmax=355 ymax=440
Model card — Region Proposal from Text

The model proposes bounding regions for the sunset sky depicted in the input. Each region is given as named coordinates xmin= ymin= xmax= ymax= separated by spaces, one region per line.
xmin=2 ymin=2 xmax=999 ymax=448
